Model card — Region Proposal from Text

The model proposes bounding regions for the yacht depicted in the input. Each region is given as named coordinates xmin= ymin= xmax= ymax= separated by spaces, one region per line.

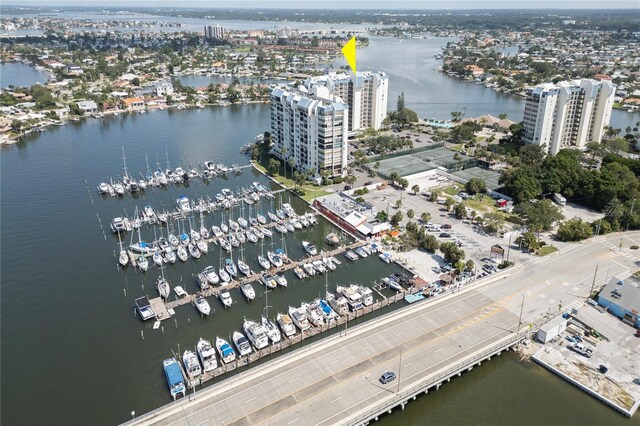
xmin=130 ymin=241 xmax=158 ymax=254
xmin=236 ymin=231 xmax=246 ymax=244
xmin=194 ymin=296 xmax=211 ymax=316
xmin=97 ymin=182 xmax=109 ymax=194
xmin=276 ymin=313 xmax=297 ymax=337
xmin=111 ymin=217 xmax=127 ymax=234
xmin=290 ymin=217 xmax=303 ymax=229
xmin=219 ymin=290 xmax=233 ymax=308
xmin=237 ymin=259 xmax=251 ymax=276
xmin=219 ymin=238 xmax=231 ymax=252
xmin=199 ymin=225 xmax=210 ymax=240
xmin=276 ymin=209 xmax=286 ymax=220
xmin=318 ymin=299 xmax=339 ymax=325
xmin=221 ymin=188 xmax=233 ymax=198
xmin=312 ymin=260 xmax=327 ymax=274
xmin=163 ymin=358 xmax=186 ymax=400
xmin=302 ymin=302 xmax=325 ymax=327
xmin=190 ymin=229 xmax=201 ymax=242
xmin=176 ymin=196 xmax=191 ymax=213
xmin=137 ymin=255 xmax=149 ymax=272
xmin=382 ymin=275 xmax=403 ymax=291
xmin=262 ymin=316 xmax=282 ymax=343
xmin=182 ymin=350 xmax=201 ymax=379
xmin=274 ymin=272 xmax=288 ymax=287
xmin=134 ymin=296 xmax=155 ymax=321
xmin=243 ymin=320 xmax=269 ymax=350
xmin=284 ymin=221 xmax=295 ymax=233
xmin=240 ymin=282 xmax=256 ymax=301
xmin=288 ymin=306 xmax=311 ymax=331
xmin=179 ymin=233 xmax=190 ymax=246
xmin=138 ymin=179 xmax=147 ymax=191
xmin=196 ymin=338 xmax=218 ymax=372
xmin=302 ymin=241 xmax=318 ymax=256
xmin=379 ymin=252 xmax=393 ymax=264
xmin=220 ymin=222 xmax=229 ymax=234
xmin=337 ymin=285 xmax=364 ymax=311
xmin=260 ymin=274 xmax=277 ymax=289
xmin=225 ymin=259 xmax=238 ymax=277
xmin=354 ymin=285 xmax=374 ymax=306
xmin=344 ymin=250 xmax=359 ymax=261
xmin=155 ymin=169 xmax=168 ymax=186
xmin=228 ymin=219 xmax=240 ymax=232
xmin=299 ymin=215 xmax=309 ymax=227
xmin=144 ymin=205 xmax=155 ymax=219
xmin=232 ymin=331 xmax=253 ymax=357
xmin=157 ymin=276 xmax=170 ymax=299
xmin=258 ymin=255 xmax=271 ymax=270
xmin=325 ymin=233 xmax=340 ymax=245
xmin=113 ymin=182 xmax=125 ymax=196
xmin=302 ymin=262 xmax=316 ymax=276
xmin=246 ymin=230 xmax=258 ymax=243
xmin=282 ymin=203 xmax=295 ymax=217
xmin=215 ymin=337 xmax=236 ymax=363
xmin=219 ymin=268 xmax=231 ymax=283
xmin=323 ymin=257 xmax=337 ymax=271
xmin=203 ymin=266 xmax=219 ymax=285
xmin=262 ymin=227 xmax=273 ymax=238
xmin=327 ymin=292 xmax=349 ymax=316
xmin=355 ymin=247 xmax=369 ymax=258
xmin=293 ymin=266 xmax=307 ymax=280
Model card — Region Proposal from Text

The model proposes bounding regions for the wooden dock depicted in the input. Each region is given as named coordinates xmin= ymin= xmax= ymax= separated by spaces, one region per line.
xmin=183 ymin=287 xmax=418 ymax=389
xmin=163 ymin=240 xmax=368 ymax=312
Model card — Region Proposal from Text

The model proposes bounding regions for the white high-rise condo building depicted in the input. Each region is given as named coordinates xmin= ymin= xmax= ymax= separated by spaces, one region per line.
xmin=270 ymin=86 xmax=348 ymax=178
xmin=303 ymin=71 xmax=388 ymax=131
xmin=522 ymin=79 xmax=615 ymax=155
xmin=204 ymin=25 xmax=224 ymax=40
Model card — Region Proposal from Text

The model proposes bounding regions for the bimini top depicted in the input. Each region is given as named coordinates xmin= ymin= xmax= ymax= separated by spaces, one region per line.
xmin=164 ymin=359 xmax=184 ymax=386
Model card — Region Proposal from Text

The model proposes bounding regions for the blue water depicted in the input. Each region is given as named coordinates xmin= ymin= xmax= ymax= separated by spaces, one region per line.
xmin=0 ymin=62 xmax=49 ymax=88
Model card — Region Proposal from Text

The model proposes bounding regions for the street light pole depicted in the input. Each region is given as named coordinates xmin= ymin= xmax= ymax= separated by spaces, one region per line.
xmin=589 ymin=265 xmax=599 ymax=299
xmin=517 ymin=294 xmax=525 ymax=334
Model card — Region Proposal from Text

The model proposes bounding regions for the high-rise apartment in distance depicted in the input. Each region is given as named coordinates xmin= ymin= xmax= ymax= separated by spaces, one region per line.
xmin=270 ymin=86 xmax=348 ymax=178
xmin=522 ymin=79 xmax=615 ymax=155
xmin=204 ymin=25 xmax=224 ymax=40
xmin=303 ymin=71 xmax=388 ymax=131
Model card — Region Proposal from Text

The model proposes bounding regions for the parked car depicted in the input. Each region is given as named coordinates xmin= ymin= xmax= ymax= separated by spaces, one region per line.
xmin=379 ymin=371 xmax=397 ymax=384
xmin=439 ymin=233 xmax=451 ymax=238
xmin=442 ymin=224 xmax=452 ymax=229
xmin=571 ymin=343 xmax=593 ymax=358
xmin=344 ymin=185 xmax=352 ymax=190
xmin=364 ymin=181 xmax=373 ymax=186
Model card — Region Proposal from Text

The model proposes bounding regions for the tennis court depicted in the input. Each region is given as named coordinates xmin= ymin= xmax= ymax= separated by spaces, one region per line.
xmin=451 ymin=167 xmax=502 ymax=190
xmin=375 ymin=147 xmax=474 ymax=178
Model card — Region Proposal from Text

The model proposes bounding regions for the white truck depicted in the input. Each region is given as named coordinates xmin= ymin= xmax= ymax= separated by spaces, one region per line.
xmin=553 ymin=193 xmax=567 ymax=206
xmin=571 ymin=342 xmax=593 ymax=358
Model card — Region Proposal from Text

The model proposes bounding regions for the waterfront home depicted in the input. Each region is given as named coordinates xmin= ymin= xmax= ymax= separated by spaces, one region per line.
xmin=122 ymin=97 xmax=145 ymax=110
xmin=77 ymin=100 xmax=98 ymax=114
xmin=153 ymin=80 xmax=174 ymax=97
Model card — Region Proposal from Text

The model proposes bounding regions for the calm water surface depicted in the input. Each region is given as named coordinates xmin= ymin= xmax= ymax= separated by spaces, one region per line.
xmin=0 ymin=62 xmax=49 ymax=88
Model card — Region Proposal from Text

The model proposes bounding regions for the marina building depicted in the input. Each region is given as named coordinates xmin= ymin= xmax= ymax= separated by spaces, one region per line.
xmin=522 ymin=79 xmax=615 ymax=155
xmin=598 ymin=276 xmax=640 ymax=328
xmin=303 ymin=71 xmax=389 ymax=131
xmin=204 ymin=25 xmax=225 ymax=40
xmin=270 ymin=86 xmax=348 ymax=178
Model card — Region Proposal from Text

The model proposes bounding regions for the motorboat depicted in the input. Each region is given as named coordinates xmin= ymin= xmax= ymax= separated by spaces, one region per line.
xmin=203 ymin=266 xmax=219 ymax=285
xmin=197 ymin=240 xmax=208 ymax=254
xmin=113 ymin=182 xmax=125 ymax=196
xmin=260 ymin=274 xmax=277 ymax=289
xmin=137 ymin=255 xmax=149 ymax=272
xmin=302 ymin=302 xmax=325 ymax=327
xmin=130 ymin=241 xmax=158 ymax=254
xmin=325 ymin=233 xmax=339 ymax=245
xmin=153 ymin=252 xmax=164 ymax=267
xmin=258 ymin=255 xmax=271 ymax=270
xmin=221 ymin=188 xmax=233 ymax=198
xmin=267 ymin=251 xmax=283 ymax=268
xmin=299 ymin=215 xmax=309 ymax=227
xmin=237 ymin=259 xmax=251 ymax=276
xmin=382 ymin=275 xmax=403 ymax=291
xmin=262 ymin=316 xmax=281 ymax=343
xmin=302 ymin=263 xmax=316 ymax=276
xmin=274 ymin=272 xmax=288 ymax=287
xmin=353 ymin=284 xmax=374 ymax=306
xmin=293 ymin=266 xmax=307 ymax=280
xmin=144 ymin=205 xmax=155 ymax=219
xmin=188 ymin=244 xmax=201 ymax=259
xmin=225 ymin=259 xmax=238 ymax=277
xmin=290 ymin=218 xmax=303 ymax=229
xmin=182 ymin=350 xmax=201 ymax=379
xmin=344 ymin=250 xmax=359 ymax=262
xmin=282 ymin=203 xmax=295 ymax=217
xmin=255 ymin=228 xmax=266 ymax=239
xmin=179 ymin=233 xmax=190 ymax=246
xmin=306 ymin=213 xmax=318 ymax=225
xmin=276 ymin=209 xmax=286 ymax=220
xmin=174 ymin=286 xmax=188 ymax=298
xmin=355 ymin=247 xmax=369 ymax=258
xmin=157 ymin=276 xmax=170 ymax=299
xmin=232 ymin=331 xmax=253 ymax=357
xmin=302 ymin=241 xmax=318 ymax=256
xmin=215 ymin=336 xmax=236 ymax=363
xmin=163 ymin=358 xmax=186 ymax=400
xmin=337 ymin=285 xmax=364 ymax=311
xmin=134 ymin=296 xmax=155 ymax=320
xmin=138 ymin=179 xmax=147 ymax=191
xmin=97 ymin=182 xmax=109 ymax=194
xmin=327 ymin=292 xmax=349 ymax=316
xmin=379 ymin=252 xmax=393 ymax=264
xmin=194 ymin=296 xmax=211 ymax=316
xmin=218 ymin=268 xmax=231 ymax=283
xmin=323 ymin=257 xmax=337 ymax=271
xmin=243 ymin=320 xmax=269 ymax=350
xmin=111 ymin=217 xmax=127 ymax=233
xmin=177 ymin=246 xmax=188 ymax=262
xmin=155 ymin=169 xmax=168 ymax=186
xmin=240 ymin=282 xmax=256 ymax=301
xmin=318 ymin=299 xmax=339 ymax=325
xmin=288 ymin=306 xmax=311 ymax=331
xmin=312 ymin=260 xmax=327 ymax=274
xmin=196 ymin=338 xmax=218 ymax=372
xmin=176 ymin=196 xmax=191 ymax=213
xmin=219 ymin=290 xmax=233 ymax=307
xmin=277 ymin=313 xmax=297 ymax=337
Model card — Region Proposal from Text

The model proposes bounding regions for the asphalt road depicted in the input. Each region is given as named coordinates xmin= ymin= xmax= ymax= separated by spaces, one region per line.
xmin=130 ymin=232 xmax=640 ymax=426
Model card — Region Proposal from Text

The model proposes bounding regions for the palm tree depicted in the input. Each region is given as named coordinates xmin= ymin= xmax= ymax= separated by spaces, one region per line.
xmin=411 ymin=184 xmax=420 ymax=195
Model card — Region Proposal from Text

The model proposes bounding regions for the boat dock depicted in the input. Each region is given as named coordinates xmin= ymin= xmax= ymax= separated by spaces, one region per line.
xmin=183 ymin=287 xmax=419 ymax=389
xmin=163 ymin=240 xmax=369 ymax=312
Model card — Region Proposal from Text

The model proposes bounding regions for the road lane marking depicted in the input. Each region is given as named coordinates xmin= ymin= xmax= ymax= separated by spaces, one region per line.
xmin=330 ymin=396 xmax=342 ymax=403
xmin=287 ymin=417 xmax=300 ymax=424
xmin=246 ymin=396 xmax=257 ymax=403
xmin=435 ymin=348 xmax=444 ymax=353
xmin=464 ymin=334 xmax=472 ymax=339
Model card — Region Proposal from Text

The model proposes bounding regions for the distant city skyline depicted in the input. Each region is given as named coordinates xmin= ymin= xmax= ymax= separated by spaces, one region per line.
xmin=4 ymin=0 xmax=640 ymax=9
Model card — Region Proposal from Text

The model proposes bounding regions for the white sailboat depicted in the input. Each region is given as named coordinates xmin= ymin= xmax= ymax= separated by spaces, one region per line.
xmin=157 ymin=266 xmax=170 ymax=299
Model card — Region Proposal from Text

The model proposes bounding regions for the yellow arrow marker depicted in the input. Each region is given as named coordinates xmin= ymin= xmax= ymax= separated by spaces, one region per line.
xmin=341 ymin=36 xmax=357 ymax=74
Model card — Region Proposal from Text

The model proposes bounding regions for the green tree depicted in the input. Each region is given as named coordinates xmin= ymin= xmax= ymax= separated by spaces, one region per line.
xmin=398 ymin=178 xmax=409 ymax=190
xmin=407 ymin=209 xmax=415 ymax=219
xmin=483 ymin=212 xmax=505 ymax=233
xmin=557 ymin=217 xmax=593 ymax=242
xmin=501 ymin=168 xmax=542 ymax=204
xmin=465 ymin=177 xmax=487 ymax=195
xmin=411 ymin=184 xmax=420 ymax=195
xmin=267 ymin=158 xmax=280 ymax=176
xmin=518 ymin=200 xmax=564 ymax=232
xmin=498 ymin=113 xmax=508 ymax=120
xmin=391 ymin=211 xmax=404 ymax=226
xmin=605 ymin=138 xmax=630 ymax=155
xmin=451 ymin=111 xmax=462 ymax=122
xmin=516 ymin=231 xmax=541 ymax=252
xmin=421 ymin=234 xmax=440 ymax=253
xmin=397 ymin=92 xmax=405 ymax=112
xmin=454 ymin=203 xmax=467 ymax=219
xmin=10 ymin=120 xmax=22 ymax=133
xmin=465 ymin=259 xmax=475 ymax=272
xmin=69 ymin=102 xmax=83 ymax=116
xmin=443 ymin=198 xmax=455 ymax=211
xmin=440 ymin=241 xmax=466 ymax=264
xmin=376 ymin=211 xmax=389 ymax=222
xmin=519 ymin=144 xmax=545 ymax=171
xmin=131 ymin=77 xmax=140 ymax=86
xmin=420 ymin=212 xmax=431 ymax=223
xmin=604 ymin=197 xmax=625 ymax=222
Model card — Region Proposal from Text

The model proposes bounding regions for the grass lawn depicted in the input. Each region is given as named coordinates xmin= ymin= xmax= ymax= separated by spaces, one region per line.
xmin=466 ymin=196 xmax=498 ymax=213
xmin=252 ymin=161 xmax=332 ymax=202
xmin=537 ymin=245 xmax=558 ymax=256
xmin=449 ymin=144 xmax=463 ymax=152
xmin=443 ymin=185 xmax=461 ymax=196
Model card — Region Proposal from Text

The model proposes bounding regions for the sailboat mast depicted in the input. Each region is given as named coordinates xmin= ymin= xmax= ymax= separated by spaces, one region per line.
xmin=122 ymin=146 xmax=129 ymax=179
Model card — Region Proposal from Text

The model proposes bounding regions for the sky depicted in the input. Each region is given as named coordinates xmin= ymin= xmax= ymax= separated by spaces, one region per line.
xmin=4 ymin=0 xmax=639 ymax=9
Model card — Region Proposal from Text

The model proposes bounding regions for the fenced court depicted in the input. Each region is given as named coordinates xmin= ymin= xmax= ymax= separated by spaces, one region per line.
xmin=375 ymin=146 xmax=475 ymax=179
xmin=451 ymin=167 xmax=502 ymax=190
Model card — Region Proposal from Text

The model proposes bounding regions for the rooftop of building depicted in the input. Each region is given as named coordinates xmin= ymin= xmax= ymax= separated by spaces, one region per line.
xmin=599 ymin=275 xmax=640 ymax=314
